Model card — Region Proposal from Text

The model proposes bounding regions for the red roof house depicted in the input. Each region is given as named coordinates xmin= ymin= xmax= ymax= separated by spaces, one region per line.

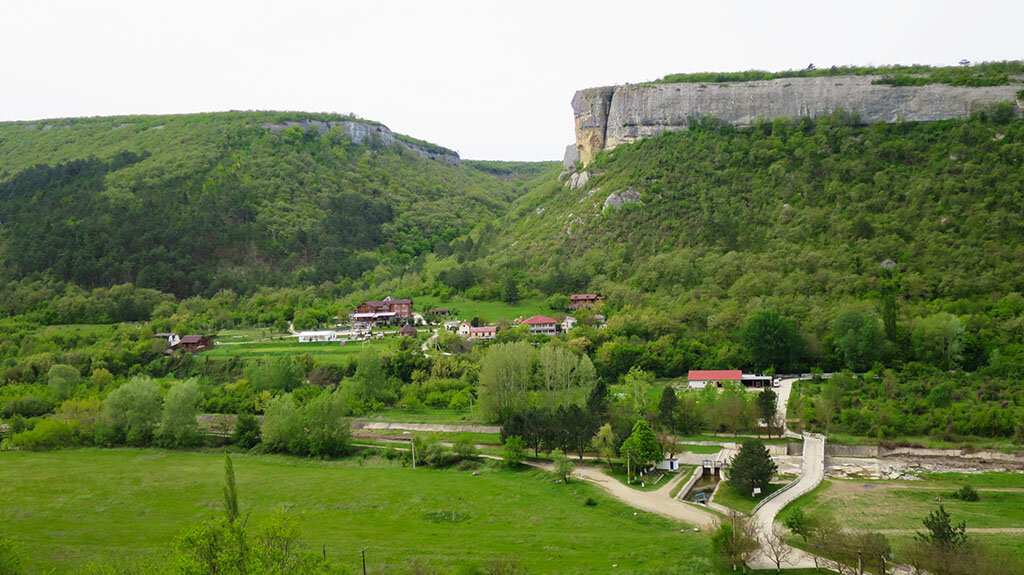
xmin=687 ymin=370 xmax=742 ymax=389
xmin=522 ymin=315 xmax=558 ymax=336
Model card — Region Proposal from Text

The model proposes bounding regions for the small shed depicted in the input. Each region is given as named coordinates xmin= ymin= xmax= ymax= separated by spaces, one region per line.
xmin=398 ymin=324 xmax=418 ymax=337
xmin=179 ymin=335 xmax=213 ymax=352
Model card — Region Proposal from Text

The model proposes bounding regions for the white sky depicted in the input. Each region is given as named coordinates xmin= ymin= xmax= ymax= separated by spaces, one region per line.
xmin=1 ymin=0 xmax=1021 ymax=161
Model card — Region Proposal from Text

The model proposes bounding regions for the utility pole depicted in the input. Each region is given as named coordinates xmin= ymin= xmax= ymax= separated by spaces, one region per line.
xmin=857 ymin=550 xmax=863 ymax=575
xmin=410 ymin=438 xmax=417 ymax=469
xmin=361 ymin=547 xmax=367 ymax=575
xmin=880 ymin=554 xmax=886 ymax=575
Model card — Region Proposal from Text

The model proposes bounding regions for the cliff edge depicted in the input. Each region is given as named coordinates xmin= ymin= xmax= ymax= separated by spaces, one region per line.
xmin=572 ymin=75 xmax=1023 ymax=165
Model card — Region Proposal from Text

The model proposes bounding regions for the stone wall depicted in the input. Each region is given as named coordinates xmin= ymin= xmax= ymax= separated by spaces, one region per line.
xmin=572 ymin=76 xmax=1023 ymax=165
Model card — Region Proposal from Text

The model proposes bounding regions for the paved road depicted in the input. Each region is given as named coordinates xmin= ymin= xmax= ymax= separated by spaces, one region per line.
xmin=774 ymin=377 xmax=803 ymax=439
xmin=748 ymin=431 xmax=826 ymax=569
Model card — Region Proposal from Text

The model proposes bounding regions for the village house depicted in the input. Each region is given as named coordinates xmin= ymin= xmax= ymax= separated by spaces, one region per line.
xmin=522 ymin=315 xmax=558 ymax=336
xmin=593 ymin=314 xmax=607 ymax=328
xmin=295 ymin=330 xmax=338 ymax=343
xmin=687 ymin=369 xmax=742 ymax=389
xmin=154 ymin=333 xmax=181 ymax=347
xmin=352 ymin=296 xmax=413 ymax=323
xmin=457 ymin=321 xmax=472 ymax=337
xmin=468 ymin=326 xmax=497 ymax=340
xmin=179 ymin=335 xmax=213 ymax=353
xmin=398 ymin=324 xmax=418 ymax=337
xmin=568 ymin=293 xmax=604 ymax=311
xmin=561 ymin=316 xmax=577 ymax=333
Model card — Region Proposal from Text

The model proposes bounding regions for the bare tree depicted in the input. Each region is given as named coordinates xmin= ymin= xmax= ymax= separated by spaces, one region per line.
xmin=760 ymin=524 xmax=794 ymax=572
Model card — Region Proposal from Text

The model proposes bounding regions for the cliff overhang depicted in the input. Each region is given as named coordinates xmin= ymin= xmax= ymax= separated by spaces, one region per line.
xmin=571 ymin=75 xmax=1023 ymax=166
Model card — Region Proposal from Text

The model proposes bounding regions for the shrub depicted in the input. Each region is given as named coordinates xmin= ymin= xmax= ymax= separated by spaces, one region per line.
xmin=232 ymin=413 xmax=261 ymax=448
xmin=1 ymin=397 xmax=54 ymax=419
xmin=47 ymin=364 xmax=81 ymax=401
xmin=953 ymin=485 xmax=980 ymax=502
xmin=97 ymin=376 xmax=163 ymax=446
xmin=11 ymin=418 xmax=80 ymax=451
xmin=584 ymin=497 xmax=597 ymax=506
xmin=158 ymin=379 xmax=205 ymax=448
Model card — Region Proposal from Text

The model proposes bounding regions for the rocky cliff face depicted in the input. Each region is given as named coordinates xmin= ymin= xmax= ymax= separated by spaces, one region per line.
xmin=572 ymin=76 xmax=1023 ymax=165
xmin=261 ymin=119 xmax=460 ymax=163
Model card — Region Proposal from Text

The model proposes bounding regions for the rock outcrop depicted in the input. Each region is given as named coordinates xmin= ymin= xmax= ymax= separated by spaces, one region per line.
xmin=603 ymin=189 xmax=643 ymax=212
xmin=572 ymin=75 xmax=1023 ymax=165
xmin=261 ymin=119 xmax=460 ymax=164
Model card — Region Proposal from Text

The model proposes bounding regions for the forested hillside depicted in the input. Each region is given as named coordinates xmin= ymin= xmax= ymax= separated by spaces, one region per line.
xmin=441 ymin=105 xmax=1024 ymax=374
xmin=0 ymin=112 xmax=546 ymax=297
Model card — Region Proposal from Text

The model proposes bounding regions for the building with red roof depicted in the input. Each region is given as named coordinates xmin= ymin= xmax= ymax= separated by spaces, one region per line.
xmin=687 ymin=369 xmax=742 ymax=389
xmin=522 ymin=315 xmax=558 ymax=336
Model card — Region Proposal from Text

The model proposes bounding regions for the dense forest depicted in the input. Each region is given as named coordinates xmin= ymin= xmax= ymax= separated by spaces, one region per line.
xmin=0 ymin=112 xmax=549 ymax=297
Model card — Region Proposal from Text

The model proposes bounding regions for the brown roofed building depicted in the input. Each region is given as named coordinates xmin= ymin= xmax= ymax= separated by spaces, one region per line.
xmin=356 ymin=296 xmax=413 ymax=319
xmin=568 ymin=294 xmax=605 ymax=311
xmin=398 ymin=324 xmax=418 ymax=337
xmin=179 ymin=335 xmax=213 ymax=352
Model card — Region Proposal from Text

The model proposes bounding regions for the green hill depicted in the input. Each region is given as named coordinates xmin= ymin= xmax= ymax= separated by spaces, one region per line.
xmin=0 ymin=112 xmax=551 ymax=297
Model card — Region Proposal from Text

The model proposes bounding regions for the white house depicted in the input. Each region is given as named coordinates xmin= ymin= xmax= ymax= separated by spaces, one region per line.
xmin=561 ymin=316 xmax=577 ymax=333
xmin=154 ymin=333 xmax=181 ymax=347
xmin=295 ymin=330 xmax=338 ymax=343
xmin=457 ymin=322 xmax=472 ymax=337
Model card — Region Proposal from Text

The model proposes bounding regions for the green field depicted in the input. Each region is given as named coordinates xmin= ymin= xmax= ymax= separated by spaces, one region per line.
xmin=712 ymin=482 xmax=787 ymax=514
xmin=785 ymin=475 xmax=1024 ymax=558
xmin=0 ymin=449 xmax=719 ymax=574
xmin=203 ymin=337 xmax=397 ymax=365
xmin=414 ymin=296 xmax=550 ymax=323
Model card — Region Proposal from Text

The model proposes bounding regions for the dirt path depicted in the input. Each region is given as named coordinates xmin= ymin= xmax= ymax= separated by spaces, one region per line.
xmin=874 ymin=527 xmax=1024 ymax=534
xmin=353 ymin=421 xmax=501 ymax=434
xmin=528 ymin=461 xmax=720 ymax=527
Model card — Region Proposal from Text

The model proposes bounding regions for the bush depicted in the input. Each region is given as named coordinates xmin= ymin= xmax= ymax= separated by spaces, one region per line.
xmin=10 ymin=418 xmax=79 ymax=451
xmin=584 ymin=497 xmax=597 ymax=506
xmin=158 ymin=379 xmax=205 ymax=448
xmin=232 ymin=413 xmax=261 ymax=448
xmin=952 ymin=485 xmax=980 ymax=502
xmin=1 ymin=396 xmax=54 ymax=419
xmin=97 ymin=376 xmax=163 ymax=446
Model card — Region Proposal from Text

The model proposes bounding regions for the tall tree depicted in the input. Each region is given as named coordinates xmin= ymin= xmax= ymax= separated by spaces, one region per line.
xmin=756 ymin=388 xmax=778 ymax=437
xmin=620 ymin=420 xmax=661 ymax=476
xmin=478 ymin=342 xmax=534 ymax=421
xmin=727 ymin=439 xmax=777 ymax=495
xmin=741 ymin=310 xmax=806 ymax=372
xmin=833 ymin=310 xmax=886 ymax=371
xmin=657 ymin=386 xmax=678 ymax=431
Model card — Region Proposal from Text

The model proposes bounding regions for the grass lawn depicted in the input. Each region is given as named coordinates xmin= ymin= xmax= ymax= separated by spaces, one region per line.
xmin=785 ymin=475 xmax=1024 ymax=559
xmin=203 ymin=337 xmax=396 ymax=365
xmin=365 ymin=429 xmax=504 ymax=446
xmin=414 ymin=295 xmax=549 ymax=323
xmin=214 ymin=327 xmax=287 ymax=343
xmin=673 ymin=434 xmax=794 ymax=446
xmin=0 ymin=449 xmax=721 ymax=574
xmin=712 ymin=482 xmax=788 ymax=514
xmin=678 ymin=444 xmax=725 ymax=455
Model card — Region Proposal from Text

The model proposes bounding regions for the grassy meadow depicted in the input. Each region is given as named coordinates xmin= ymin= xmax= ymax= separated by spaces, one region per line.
xmin=785 ymin=474 xmax=1024 ymax=559
xmin=203 ymin=337 xmax=398 ymax=365
xmin=0 ymin=449 xmax=718 ymax=574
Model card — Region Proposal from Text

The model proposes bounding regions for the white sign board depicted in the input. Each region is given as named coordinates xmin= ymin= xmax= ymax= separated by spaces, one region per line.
xmin=753 ymin=487 xmax=762 ymax=496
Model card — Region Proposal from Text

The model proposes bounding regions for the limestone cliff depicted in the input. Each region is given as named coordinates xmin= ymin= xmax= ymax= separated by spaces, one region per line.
xmin=572 ymin=75 xmax=1023 ymax=165
xmin=261 ymin=119 xmax=460 ymax=163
